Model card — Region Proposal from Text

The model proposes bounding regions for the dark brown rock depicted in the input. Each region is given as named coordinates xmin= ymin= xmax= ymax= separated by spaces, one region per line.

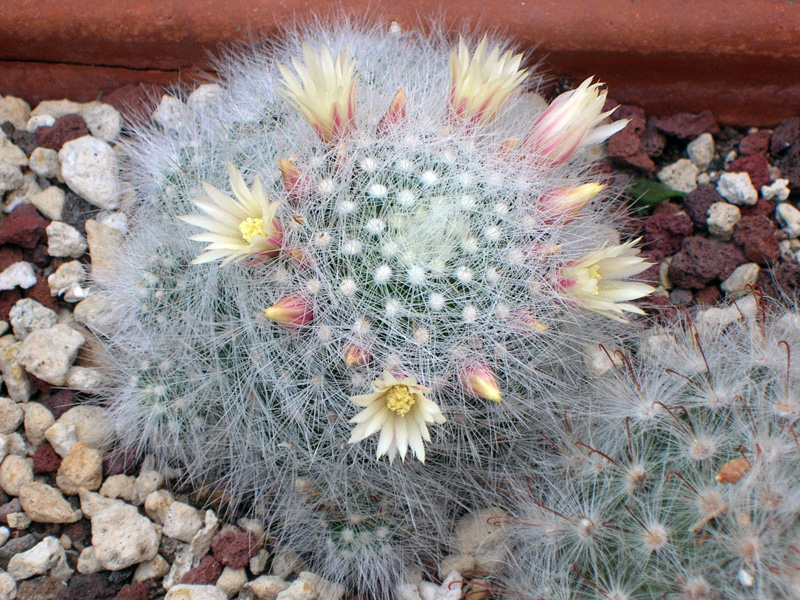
xmin=758 ymin=262 xmax=800 ymax=300
xmin=0 ymin=123 xmax=13 ymax=137
xmin=740 ymin=130 xmax=771 ymax=156
xmin=111 ymin=583 xmax=149 ymax=600
xmin=612 ymin=105 xmax=646 ymax=133
xmin=694 ymin=285 xmax=722 ymax=306
xmin=668 ymin=236 xmax=745 ymax=289
xmin=0 ymin=532 xmax=36 ymax=568
xmin=733 ymin=216 xmax=781 ymax=265
xmin=58 ymin=573 xmax=120 ymax=600
xmin=653 ymin=110 xmax=719 ymax=139
xmin=62 ymin=520 xmax=91 ymax=546
xmin=639 ymin=122 xmax=666 ymax=157
xmin=728 ymin=154 xmax=771 ymax=189
xmin=0 ymin=245 xmax=23 ymax=271
xmin=210 ymin=525 xmax=257 ymax=569
xmin=777 ymin=144 xmax=800 ymax=195
xmin=41 ymin=389 xmax=76 ymax=419
xmin=0 ymin=204 xmax=49 ymax=249
xmin=0 ymin=498 xmax=22 ymax=528
xmin=16 ymin=575 xmax=67 ymax=600
xmin=12 ymin=130 xmax=38 ymax=157
xmin=103 ymin=447 xmax=142 ymax=477
xmin=0 ymin=289 xmax=22 ymax=321
xmin=23 ymin=243 xmax=52 ymax=269
xmin=638 ymin=249 xmax=663 ymax=286
xmin=33 ymin=443 xmax=62 ymax=474
xmin=771 ymin=117 xmax=799 ymax=155
xmin=181 ymin=555 xmax=222 ymax=585
xmin=682 ymin=184 xmax=723 ymax=229
xmin=35 ymin=114 xmax=89 ymax=151
xmin=22 ymin=275 xmax=58 ymax=312
xmin=104 ymin=83 xmax=162 ymax=126
xmin=740 ymin=197 xmax=775 ymax=219
xmin=669 ymin=287 xmax=693 ymax=305
xmin=61 ymin=191 xmax=98 ymax=235
xmin=643 ymin=211 xmax=693 ymax=255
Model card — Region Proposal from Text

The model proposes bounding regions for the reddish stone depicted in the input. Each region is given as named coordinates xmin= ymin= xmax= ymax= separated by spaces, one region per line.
xmin=104 ymin=83 xmax=162 ymax=126
xmin=608 ymin=128 xmax=640 ymax=158
xmin=694 ymin=285 xmax=721 ymax=306
xmin=612 ymin=105 xmax=646 ymax=133
xmin=682 ymin=184 xmax=723 ymax=229
xmin=639 ymin=123 xmax=666 ymax=157
xmin=652 ymin=200 xmax=682 ymax=216
xmin=210 ymin=525 xmax=257 ymax=569
xmin=29 ymin=373 xmax=53 ymax=394
xmin=63 ymin=519 xmax=91 ymax=545
xmin=777 ymin=145 xmax=800 ymax=195
xmin=739 ymin=130 xmax=771 ymax=156
xmin=740 ymin=197 xmax=775 ymax=219
xmin=22 ymin=275 xmax=58 ymax=312
xmin=41 ymin=389 xmax=76 ymax=419
xmin=771 ymin=117 xmax=799 ymax=155
xmin=0 ymin=289 xmax=21 ymax=322
xmin=758 ymin=262 xmax=800 ymax=299
xmin=33 ymin=443 xmax=62 ymax=474
xmin=669 ymin=287 xmax=693 ymax=305
xmin=0 ymin=245 xmax=23 ymax=272
xmin=34 ymin=113 xmax=89 ymax=151
xmin=182 ymin=555 xmax=222 ymax=585
xmin=638 ymin=249 xmax=663 ymax=286
xmin=59 ymin=572 xmax=120 ymax=600
xmin=112 ymin=583 xmax=149 ymax=600
xmin=733 ymin=216 xmax=781 ymax=265
xmin=668 ymin=236 xmax=745 ymax=289
xmin=644 ymin=294 xmax=678 ymax=322
xmin=15 ymin=576 xmax=66 ymax=600
xmin=643 ymin=211 xmax=693 ymax=255
xmin=23 ymin=242 xmax=52 ymax=269
xmin=0 ymin=204 xmax=49 ymax=249
xmin=103 ymin=446 xmax=142 ymax=477
xmin=728 ymin=154 xmax=770 ymax=189
xmin=653 ymin=110 xmax=719 ymax=139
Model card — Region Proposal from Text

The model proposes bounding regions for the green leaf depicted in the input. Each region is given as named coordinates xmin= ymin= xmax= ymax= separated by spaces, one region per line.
xmin=627 ymin=178 xmax=686 ymax=215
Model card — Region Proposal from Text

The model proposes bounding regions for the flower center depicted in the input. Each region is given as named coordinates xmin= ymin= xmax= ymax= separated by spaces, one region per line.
xmin=239 ymin=217 xmax=266 ymax=243
xmin=588 ymin=264 xmax=602 ymax=294
xmin=385 ymin=385 xmax=416 ymax=417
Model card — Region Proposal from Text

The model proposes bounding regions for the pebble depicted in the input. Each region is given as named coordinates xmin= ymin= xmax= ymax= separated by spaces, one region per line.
xmin=45 ymin=221 xmax=87 ymax=258
xmin=18 ymin=482 xmax=81 ymax=523
xmin=166 ymin=584 xmax=228 ymax=600
xmin=0 ymin=526 xmax=9 ymax=545
xmin=99 ymin=474 xmax=135 ymax=501
xmin=0 ymin=399 xmax=23 ymax=436
xmin=450 ymin=508 xmax=508 ymax=572
xmin=3 ymin=433 xmax=26 ymax=458
xmin=6 ymin=512 xmax=31 ymax=530
xmin=28 ymin=147 xmax=60 ymax=179
xmin=4 ymin=174 xmax=41 ymax=213
xmin=64 ymin=366 xmax=105 ymax=394
xmin=57 ymin=406 xmax=115 ymax=452
xmin=249 ymin=549 xmax=269 ymax=576
xmin=211 ymin=525 xmax=257 ymax=569
xmin=55 ymin=442 xmax=103 ymax=495
xmin=132 ymin=469 xmax=165 ymax=505
xmin=762 ymin=178 xmax=790 ymax=201
xmin=776 ymin=202 xmax=800 ymax=238
xmin=275 ymin=580 xmax=315 ymax=600
xmin=132 ymin=553 xmax=170 ymax=582
xmin=720 ymin=262 xmax=761 ymax=296
xmin=82 ymin=104 xmax=123 ymax=143
xmin=0 ymin=163 xmax=22 ymax=195
xmin=77 ymin=489 xmax=117 ymax=518
xmin=705 ymin=202 xmax=740 ymax=240
xmin=657 ymin=158 xmax=699 ymax=193
xmin=72 ymin=293 xmax=118 ymax=331
xmin=717 ymin=171 xmax=758 ymax=205
xmin=58 ymin=136 xmax=121 ymax=210
xmin=84 ymin=219 xmax=124 ymax=279
xmin=30 ymin=187 xmax=65 ymax=223
xmin=26 ymin=114 xmax=56 ymax=131
xmin=0 ymin=456 xmax=33 ymax=496
xmin=30 ymin=100 xmax=99 ymax=120
xmin=16 ymin=324 xmax=85 ymax=386
xmin=190 ymin=510 xmax=219 ymax=559
xmin=186 ymin=84 xmax=225 ymax=111
xmin=44 ymin=422 xmax=77 ymax=458
xmin=217 ymin=566 xmax=247 ymax=598
xmin=245 ymin=575 xmax=290 ymax=600
xmin=0 ymin=570 xmax=14 ymax=600
xmin=0 ymin=139 xmax=27 ymax=169
xmin=0 ymin=263 xmax=36 ymax=291
xmin=47 ymin=261 xmax=87 ymax=300
xmin=76 ymin=546 xmax=103 ymax=574
xmin=686 ymin=132 xmax=715 ymax=170
xmin=163 ymin=501 xmax=204 ymax=543
xmin=152 ymin=96 xmax=189 ymax=131
xmin=9 ymin=299 xmax=57 ymax=340
xmin=23 ymin=403 xmax=54 ymax=447
xmin=0 ymin=96 xmax=31 ymax=130
xmin=91 ymin=500 xmax=160 ymax=570
xmin=163 ymin=544 xmax=198 ymax=590
xmin=143 ymin=488 xmax=174 ymax=524
xmin=6 ymin=536 xmax=68 ymax=581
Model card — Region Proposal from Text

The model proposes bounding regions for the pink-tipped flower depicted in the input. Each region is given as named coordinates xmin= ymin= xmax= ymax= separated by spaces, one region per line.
xmin=449 ymin=36 xmax=527 ymax=126
xmin=541 ymin=182 xmax=605 ymax=224
xmin=263 ymin=294 xmax=313 ymax=329
xmin=343 ymin=342 xmax=372 ymax=367
xmin=277 ymin=43 xmax=358 ymax=143
xmin=278 ymin=158 xmax=312 ymax=204
xmin=513 ymin=307 xmax=549 ymax=333
xmin=526 ymin=77 xmax=628 ymax=164
xmin=555 ymin=238 xmax=655 ymax=322
xmin=461 ymin=361 xmax=502 ymax=403
xmin=377 ymin=88 xmax=406 ymax=135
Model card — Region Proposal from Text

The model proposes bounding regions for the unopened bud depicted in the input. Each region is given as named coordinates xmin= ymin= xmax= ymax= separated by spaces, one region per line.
xmin=264 ymin=294 xmax=313 ymax=329
xmin=461 ymin=361 xmax=502 ymax=402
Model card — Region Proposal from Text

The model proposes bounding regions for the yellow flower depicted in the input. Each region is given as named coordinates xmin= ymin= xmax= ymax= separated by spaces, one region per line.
xmin=449 ymin=36 xmax=527 ymax=126
xmin=278 ymin=43 xmax=358 ymax=143
xmin=556 ymin=239 xmax=654 ymax=322
xmin=348 ymin=371 xmax=446 ymax=463
xmin=178 ymin=163 xmax=282 ymax=265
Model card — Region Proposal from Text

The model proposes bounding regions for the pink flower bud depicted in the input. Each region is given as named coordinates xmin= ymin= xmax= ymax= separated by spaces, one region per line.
xmin=461 ymin=361 xmax=502 ymax=403
xmin=279 ymin=158 xmax=312 ymax=204
xmin=540 ymin=183 xmax=604 ymax=224
xmin=343 ymin=342 xmax=372 ymax=367
xmin=378 ymin=88 xmax=406 ymax=135
xmin=263 ymin=294 xmax=313 ymax=329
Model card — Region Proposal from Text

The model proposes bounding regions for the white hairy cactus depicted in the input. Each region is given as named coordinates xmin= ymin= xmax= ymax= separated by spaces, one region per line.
xmin=93 ymin=17 xmax=646 ymax=596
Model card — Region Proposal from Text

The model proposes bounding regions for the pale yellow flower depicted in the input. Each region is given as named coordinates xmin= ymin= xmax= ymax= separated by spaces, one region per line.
xmin=179 ymin=163 xmax=282 ymax=265
xmin=449 ymin=36 xmax=527 ymax=126
xmin=556 ymin=239 xmax=654 ymax=322
xmin=278 ymin=43 xmax=358 ymax=143
xmin=348 ymin=371 xmax=446 ymax=463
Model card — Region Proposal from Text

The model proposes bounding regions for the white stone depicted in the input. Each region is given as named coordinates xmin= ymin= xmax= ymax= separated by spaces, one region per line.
xmin=189 ymin=509 xmax=219 ymax=558
xmin=16 ymin=324 xmax=85 ymax=386
xmin=295 ymin=572 xmax=343 ymax=600
xmin=777 ymin=202 xmax=800 ymax=238
xmin=132 ymin=553 xmax=170 ymax=582
xmin=91 ymin=500 xmax=160 ymax=570
xmin=64 ymin=367 xmax=105 ymax=394
xmin=44 ymin=422 xmax=77 ymax=458
xmin=717 ymin=171 xmax=758 ymax=205
xmin=96 ymin=210 xmax=128 ymax=234
xmin=0 ymin=263 xmax=36 ymax=291
xmin=269 ymin=551 xmax=304 ymax=579
xmin=99 ymin=474 xmax=135 ymax=501
xmin=0 ymin=570 xmax=14 ymax=600
xmin=245 ymin=575 xmax=290 ymax=600
xmin=2 ymin=433 xmax=26 ymax=458
xmin=0 ymin=456 xmax=33 ymax=496
xmin=19 ymin=482 xmax=81 ymax=523
xmin=3 ymin=173 xmax=41 ymax=213
xmin=162 ymin=501 xmax=204 ymax=543
xmin=73 ymin=293 xmax=120 ymax=331
xmin=418 ymin=571 xmax=462 ymax=600
xmin=46 ymin=221 xmax=87 ymax=258
xmin=30 ymin=100 xmax=99 ymax=120
xmin=0 ymin=139 xmax=27 ymax=168
xmin=217 ymin=566 xmax=247 ymax=598
xmin=77 ymin=546 xmax=103 ymax=574
xmin=83 ymin=104 xmax=123 ymax=143
xmin=85 ymin=219 xmax=124 ymax=279
xmin=47 ymin=261 xmax=87 ymax=300
xmin=143 ymin=488 xmax=174 ymax=524
xmin=721 ymin=262 xmax=761 ymax=296
xmin=132 ymin=470 xmax=165 ymax=505
xmin=706 ymin=202 xmax=741 ymax=240
xmin=25 ymin=114 xmax=55 ymax=131
xmin=7 ymin=536 xmax=68 ymax=581
xmin=0 ymin=163 xmax=22 ymax=194
xmin=152 ymin=96 xmax=189 ymax=131
xmin=23 ymin=403 xmax=54 ymax=447
xmin=29 ymin=148 xmax=60 ymax=180
xmin=686 ymin=132 xmax=715 ymax=170
xmin=58 ymin=136 xmax=120 ymax=210
xmin=0 ymin=398 xmax=22 ymax=436
xmin=56 ymin=442 xmax=103 ymax=495
xmin=0 ymin=96 xmax=31 ymax=130
xmin=78 ymin=489 xmax=117 ymax=518
xmin=5 ymin=513 xmax=30 ymax=530
xmin=57 ymin=406 xmax=114 ymax=451
xmin=0 ymin=337 xmax=30 ymax=403
xmin=249 ymin=548 xmax=270 ymax=576
xmin=762 ymin=178 xmax=791 ymax=201
xmin=9 ymin=299 xmax=57 ymax=340
xmin=31 ymin=187 xmax=65 ymax=223
xmin=451 ymin=508 xmax=508 ymax=572
xmin=657 ymin=159 xmax=700 ymax=193
xmin=163 ymin=544 xmax=198 ymax=591
xmin=275 ymin=580 xmax=316 ymax=600
xmin=187 ymin=84 xmax=225 ymax=111
xmin=165 ymin=585 xmax=228 ymax=600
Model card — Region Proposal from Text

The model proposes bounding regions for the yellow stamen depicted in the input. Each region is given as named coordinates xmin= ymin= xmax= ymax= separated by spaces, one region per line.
xmin=588 ymin=264 xmax=602 ymax=294
xmin=385 ymin=385 xmax=416 ymax=417
xmin=239 ymin=218 xmax=265 ymax=243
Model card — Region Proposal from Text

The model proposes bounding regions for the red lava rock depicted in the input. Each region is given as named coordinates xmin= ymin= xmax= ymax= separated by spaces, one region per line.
xmin=29 ymin=373 xmax=53 ymax=394
xmin=211 ymin=525 xmax=257 ymax=569
xmin=682 ymin=184 xmax=724 ymax=229
xmin=112 ymin=583 xmax=149 ymax=600
xmin=639 ymin=122 xmax=667 ymax=157
xmin=0 ymin=289 xmax=21 ymax=322
xmin=771 ymin=117 xmax=799 ymax=155
xmin=63 ymin=520 xmax=91 ymax=546
xmin=638 ymin=249 xmax=663 ymax=286
xmin=608 ymin=127 xmax=641 ymax=157
xmin=643 ymin=211 xmax=693 ymax=255
xmin=739 ymin=198 xmax=775 ymax=219
xmin=16 ymin=575 xmax=67 ymax=600
xmin=103 ymin=447 xmax=142 ymax=477
xmin=0 ymin=245 xmax=23 ymax=272
xmin=23 ymin=242 xmax=52 ymax=269
xmin=758 ymin=262 xmax=800 ymax=299
xmin=22 ymin=275 xmax=58 ymax=312
xmin=41 ymin=389 xmax=76 ymax=419
xmin=669 ymin=287 xmax=693 ymax=305
xmin=777 ymin=145 xmax=800 ymax=194
xmin=34 ymin=114 xmax=89 ymax=151
xmin=728 ymin=154 xmax=770 ymax=189
xmin=104 ymin=83 xmax=162 ymax=126
xmin=58 ymin=572 xmax=120 ymax=600
xmin=668 ymin=236 xmax=746 ymax=289
xmin=613 ymin=105 xmax=646 ymax=133
xmin=33 ymin=443 xmax=62 ymax=474
xmin=182 ymin=555 xmax=223 ymax=585
xmin=694 ymin=285 xmax=722 ymax=306
xmin=653 ymin=110 xmax=719 ymax=139
xmin=733 ymin=216 xmax=781 ymax=265
xmin=652 ymin=200 xmax=683 ymax=216
xmin=644 ymin=294 xmax=678 ymax=321
xmin=740 ymin=130 xmax=771 ymax=156
xmin=0 ymin=204 xmax=49 ymax=249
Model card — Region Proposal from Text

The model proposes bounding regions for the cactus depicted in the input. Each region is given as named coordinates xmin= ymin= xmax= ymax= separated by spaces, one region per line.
xmin=501 ymin=295 xmax=800 ymax=600
xmin=93 ymin=18 xmax=647 ymax=595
